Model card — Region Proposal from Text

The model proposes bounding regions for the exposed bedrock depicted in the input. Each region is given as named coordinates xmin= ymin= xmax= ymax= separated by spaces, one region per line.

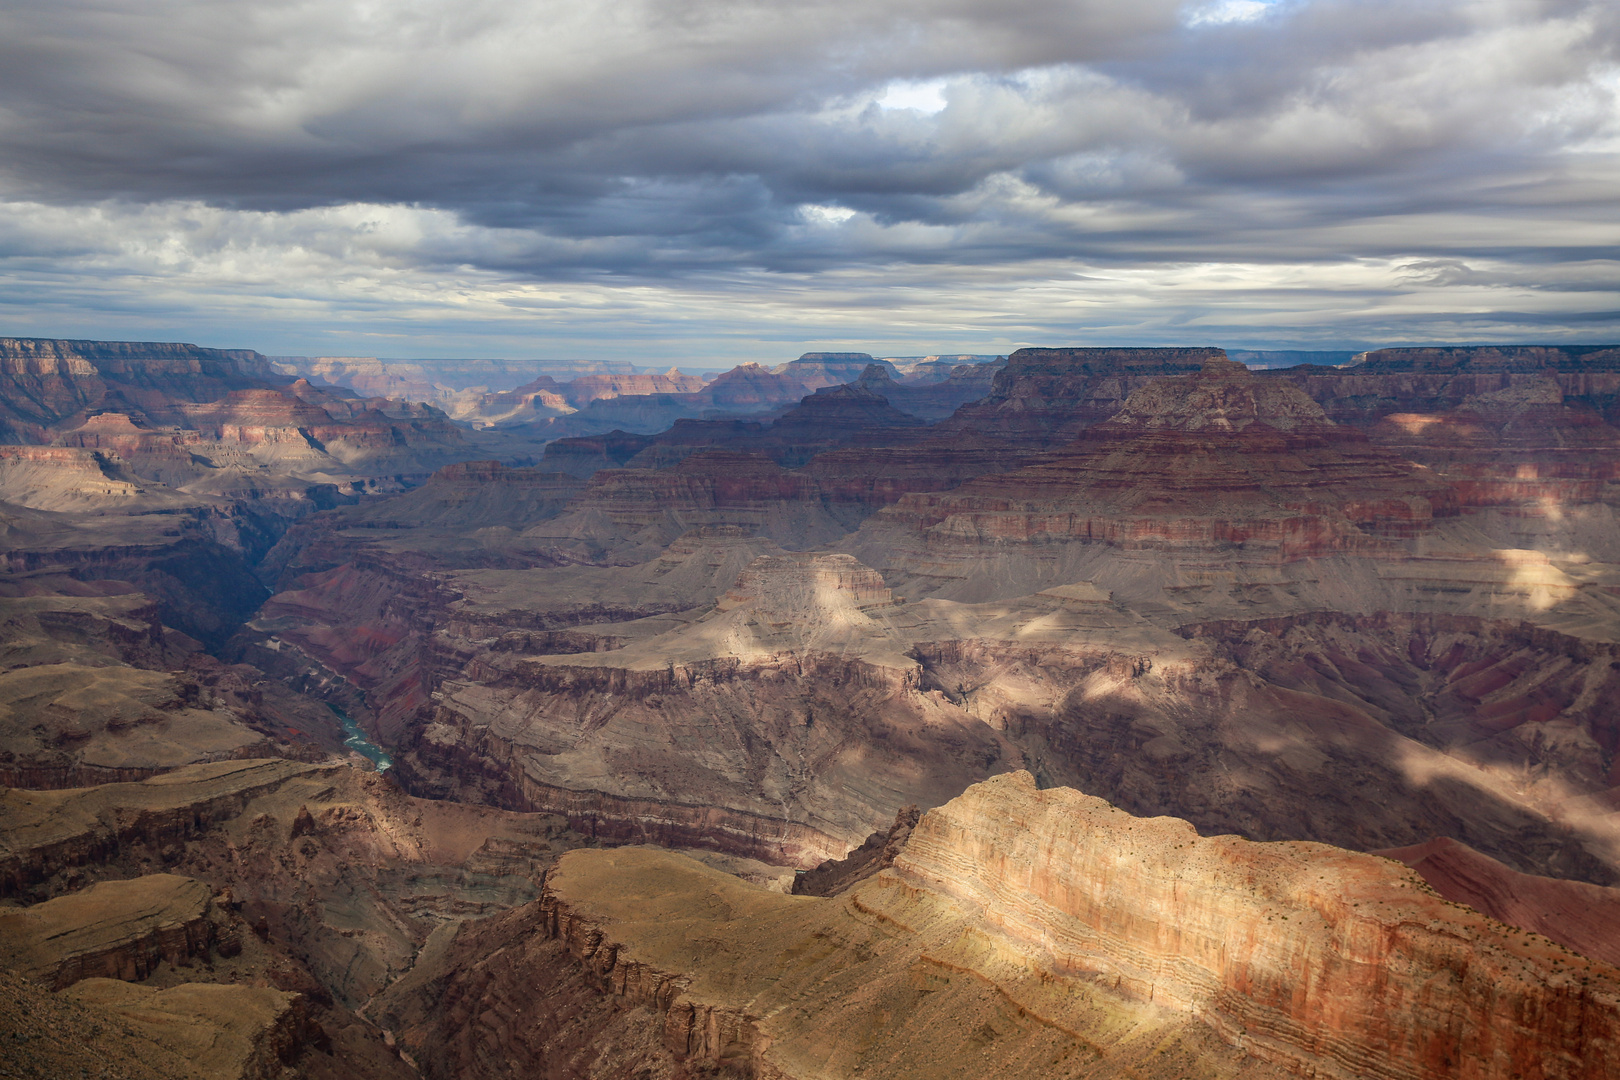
xmin=936 ymin=346 xmax=1223 ymax=445
xmin=0 ymin=338 xmax=279 ymax=441
xmin=913 ymin=621 xmax=1620 ymax=885
xmin=865 ymin=358 xmax=1455 ymax=563
xmin=1379 ymin=835 xmax=1620 ymax=970
xmin=380 ymin=774 xmax=1620 ymax=1080
xmin=0 ymin=757 xmax=588 ymax=1076
xmin=896 ymin=771 xmax=1620 ymax=1080
xmin=399 ymin=650 xmax=1018 ymax=868
xmin=792 ymin=802 xmax=920 ymax=896
xmin=0 ymin=872 xmax=221 ymax=988
xmin=254 ymin=522 xmax=1620 ymax=886
xmin=0 ymin=759 xmax=323 ymax=895
xmin=378 ymin=844 xmax=1280 ymax=1080
xmin=1268 ymin=345 xmax=1620 ymax=427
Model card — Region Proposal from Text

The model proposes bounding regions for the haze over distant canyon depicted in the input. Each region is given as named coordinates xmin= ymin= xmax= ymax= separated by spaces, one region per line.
xmin=0 ymin=334 xmax=1617 ymax=1078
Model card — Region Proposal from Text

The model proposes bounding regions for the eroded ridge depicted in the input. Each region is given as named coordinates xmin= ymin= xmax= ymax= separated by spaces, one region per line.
xmin=894 ymin=771 xmax=1620 ymax=1080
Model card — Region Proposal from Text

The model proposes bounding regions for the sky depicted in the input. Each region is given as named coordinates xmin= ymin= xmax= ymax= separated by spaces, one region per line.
xmin=0 ymin=0 xmax=1616 ymax=363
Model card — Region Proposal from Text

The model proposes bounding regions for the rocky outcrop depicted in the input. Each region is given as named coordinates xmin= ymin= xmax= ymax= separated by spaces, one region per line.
xmin=895 ymin=771 xmax=1620 ymax=1080
xmin=63 ymin=979 xmax=315 ymax=1080
xmin=791 ymin=803 xmax=919 ymax=896
xmin=0 ymin=759 xmax=323 ymax=895
xmin=0 ymin=445 xmax=146 ymax=510
xmin=379 ymin=844 xmax=1269 ymax=1080
xmin=0 ymin=873 xmax=220 ymax=988
xmin=0 ymin=661 xmax=272 ymax=784
xmin=937 ymin=346 xmax=1222 ymax=445
xmin=867 ymin=358 xmax=1454 ymax=563
xmin=0 ymin=757 xmax=584 ymax=1076
xmin=0 ymin=338 xmax=280 ymax=442
xmin=385 ymin=777 xmax=1620 ymax=1080
xmin=1380 ymin=836 xmax=1620 ymax=969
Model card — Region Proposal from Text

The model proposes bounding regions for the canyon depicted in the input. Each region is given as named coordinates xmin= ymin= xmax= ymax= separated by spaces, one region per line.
xmin=2 ymin=337 xmax=1619 ymax=1077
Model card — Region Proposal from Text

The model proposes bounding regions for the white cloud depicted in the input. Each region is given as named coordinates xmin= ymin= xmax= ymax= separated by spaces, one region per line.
xmin=800 ymin=204 xmax=859 ymax=225
xmin=877 ymin=79 xmax=949 ymax=114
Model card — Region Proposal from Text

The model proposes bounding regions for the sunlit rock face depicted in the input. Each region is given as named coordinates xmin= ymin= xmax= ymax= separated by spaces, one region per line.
xmin=896 ymin=771 xmax=1620 ymax=1080
xmin=1266 ymin=347 xmax=1620 ymax=535
xmin=394 ymin=549 xmax=1018 ymax=866
xmin=378 ymin=775 xmax=1620 ymax=1080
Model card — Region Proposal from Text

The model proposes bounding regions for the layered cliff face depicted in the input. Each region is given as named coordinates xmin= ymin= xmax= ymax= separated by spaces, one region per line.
xmin=0 ymin=872 xmax=223 ymax=988
xmin=1253 ymin=351 xmax=1620 ymax=558
xmin=936 ymin=346 xmax=1223 ymax=445
xmin=0 ymin=338 xmax=279 ymax=442
xmin=0 ymin=338 xmax=477 ymax=493
xmin=1379 ymin=835 xmax=1620 ymax=969
xmin=855 ymin=358 xmax=1454 ymax=584
xmin=895 ymin=771 xmax=1620 ymax=1080
xmin=0 ymin=757 xmax=591 ymax=1077
xmin=380 ymin=774 xmax=1620 ymax=1080
xmin=399 ymin=550 xmax=1020 ymax=865
xmin=379 ymin=843 xmax=1287 ymax=1080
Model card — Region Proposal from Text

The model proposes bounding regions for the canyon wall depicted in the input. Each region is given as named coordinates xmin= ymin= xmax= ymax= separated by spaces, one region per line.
xmin=896 ymin=771 xmax=1620 ymax=1080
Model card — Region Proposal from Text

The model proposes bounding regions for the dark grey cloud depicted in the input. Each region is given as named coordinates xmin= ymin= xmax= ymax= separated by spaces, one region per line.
xmin=0 ymin=0 xmax=1616 ymax=355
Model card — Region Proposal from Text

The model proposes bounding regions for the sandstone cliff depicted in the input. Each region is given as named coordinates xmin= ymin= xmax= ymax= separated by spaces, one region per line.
xmin=897 ymin=771 xmax=1620 ymax=1080
xmin=381 ymin=775 xmax=1620 ymax=1080
xmin=865 ymin=357 xmax=1453 ymax=564
xmin=0 ymin=873 xmax=222 ymax=988
xmin=937 ymin=346 xmax=1223 ymax=445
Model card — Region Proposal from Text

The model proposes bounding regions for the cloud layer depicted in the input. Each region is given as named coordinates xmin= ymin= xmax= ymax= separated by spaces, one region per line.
xmin=0 ymin=0 xmax=1615 ymax=358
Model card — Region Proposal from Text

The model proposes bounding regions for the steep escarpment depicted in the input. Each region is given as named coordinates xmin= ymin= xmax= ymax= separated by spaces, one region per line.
xmin=1379 ymin=835 xmax=1620 ymax=969
xmin=0 ymin=338 xmax=277 ymax=441
xmin=1266 ymin=348 xmax=1620 ymax=531
xmin=383 ymin=776 xmax=1620 ymax=1080
xmin=936 ymin=346 xmax=1222 ymax=445
xmin=0 ymin=758 xmax=590 ymax=1076
xmin=0 ymin=873 xmax=222 ymax=988
xmin=863 ymin=358 xmax=1452 ymax=569
xmin=895 ymin=771 xmax=1620 ymax=1080
xmin=378 ymin=844 xmax=1285 ymax=1080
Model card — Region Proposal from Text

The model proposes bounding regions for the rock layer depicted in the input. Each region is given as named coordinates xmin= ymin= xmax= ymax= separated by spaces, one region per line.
xmin=897 ymin=771 xmax=1620 ymax=1080
xmin=0 ymin=873 xmax=219 ymax=989
xmin=872 ymin=358 xmax=1452 ymax=562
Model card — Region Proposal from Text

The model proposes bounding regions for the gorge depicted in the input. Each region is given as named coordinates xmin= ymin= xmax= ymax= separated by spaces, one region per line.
xmin=1 ymin=337 xmax=1618 ymax=1078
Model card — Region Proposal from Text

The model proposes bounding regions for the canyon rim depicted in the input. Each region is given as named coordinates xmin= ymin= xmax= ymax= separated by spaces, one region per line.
xmin=0 ymin=339 xmax=1618 ymax=1078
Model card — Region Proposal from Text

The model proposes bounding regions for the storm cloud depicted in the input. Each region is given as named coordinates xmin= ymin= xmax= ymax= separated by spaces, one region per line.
xmin=0 ymin=0 xmax=1615 ymax=358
